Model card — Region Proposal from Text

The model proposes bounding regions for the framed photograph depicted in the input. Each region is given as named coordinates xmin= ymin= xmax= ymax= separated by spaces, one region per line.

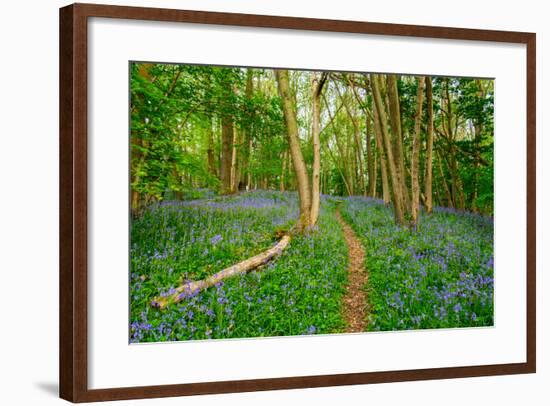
xmin=59 ymin=3 xmax=536 ymax=402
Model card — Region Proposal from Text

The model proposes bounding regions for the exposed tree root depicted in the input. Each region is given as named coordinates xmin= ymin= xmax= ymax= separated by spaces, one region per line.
xmin=151 ymin=235 xmax=291 ymax=309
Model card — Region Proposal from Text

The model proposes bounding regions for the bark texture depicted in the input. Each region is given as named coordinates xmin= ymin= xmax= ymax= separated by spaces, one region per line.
xmin=276 ymin=69 xmax=312 ymax=230
xmin=220 ymin=113 xmax=234 ymax=194
xmin=152 ymin=235 xmax=291 ymax=309
xmin=371 ymin=74 xmax=404 ymax=223
xmin=410 ymin=76 xmax=425 ymax=225
xmin=310 ymin=72 xmax=327 ymax=226
xmin=424 ymin=76 xmax=434 ymax=214
xmin=386 ymin=75 xmax=409 ymax=212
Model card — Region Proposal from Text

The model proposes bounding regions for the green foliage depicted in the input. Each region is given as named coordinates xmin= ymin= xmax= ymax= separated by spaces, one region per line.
xmin=130 ymin=63 xmax=220 ymax=203
xmin=130 ymin=64 xmax=289 ymax=206
xmin=130 ymin=64 xmax=494 ymax=216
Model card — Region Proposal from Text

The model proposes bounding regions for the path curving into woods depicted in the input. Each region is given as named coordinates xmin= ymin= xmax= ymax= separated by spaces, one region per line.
xmin=336 ymin=208 xmax=368 ymax=333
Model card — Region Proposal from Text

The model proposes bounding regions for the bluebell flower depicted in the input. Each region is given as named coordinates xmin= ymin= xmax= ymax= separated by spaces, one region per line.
xmin=210 ymin=234 xmax=223 ymax=245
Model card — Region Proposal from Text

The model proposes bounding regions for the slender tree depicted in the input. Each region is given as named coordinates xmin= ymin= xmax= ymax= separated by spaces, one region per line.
xmin=275 ymin=69 xmax=312 ymax=230
xmin=410 ymin=76 xmax=425 ymax=226
xmin=386 ymin=75 xmax=409 ymax=212
xmin=424 ymin=76 xmax=434 ymax=214
xmin=220 ymin=112 xmax=234 ymax=194
xmin=336 ymin=82 xmax=366 ymax=196
xmin=372 ymin=101 xmax=390 ymax=205
xmin=371 ymin=74 xmax=405 ymax=223
xmin=310 ymin=72 xmax=328 ymax=226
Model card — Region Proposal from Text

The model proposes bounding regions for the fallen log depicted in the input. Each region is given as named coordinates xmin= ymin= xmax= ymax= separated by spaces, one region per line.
xmin=151 ymin=234 xmax=291 ymax=309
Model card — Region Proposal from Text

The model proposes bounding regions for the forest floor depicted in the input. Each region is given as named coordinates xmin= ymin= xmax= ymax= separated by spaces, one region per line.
xmin=129 ymin=190 xmax=494 ymax=342
xmin=336 ymin=208 xmax=368 ymax=332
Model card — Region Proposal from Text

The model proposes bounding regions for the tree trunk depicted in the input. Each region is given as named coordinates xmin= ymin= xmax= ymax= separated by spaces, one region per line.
xmin=471 ymin=79 xmax=485 ymax=213
xmin=355 ymin=128 xmax=366 ymax=196
xmin=322 ymin=92 xmax=352 ymax=196
xmin=366 ymin=113 xmax=376 ymax=197
xmin=343 ymin=141 xmax=354 ymax=195
xmin=152 ymin=235 xmax=291 ymax=309
xmin=240 ymin=69 xmax=254 ymax=190
xmin=130 ymin=63 xmax=154 ymax=215
xmin=372 ymin=99 xmax=390 ymax=205
xmin=386 ymin=74 xmax=410 ymax=213
xmin=371 ymin=146 xmax=378 ymax=199
xmin=206 ymin=116 xmax=217 ymax=176
xmin=337 ymin=84 xmax=366 ymax=196
xmin=310 ymin=73 xmax=322 ymax=225
xmin=371 ymin=74 xmax=404 ymax=223
xmin=410 ymin=76 xmax=425 ymax=226
xmin=220 ymin=114 xmax=233 ymax=194
xmin=472 ymin=122 xmax=481 ymax=212
xmin=310 ymin=72 xmax=327 ymax=226
xmin=327 ymin=140 xmax=352 ymax=196
xmin=130 ymin=135 xmax=145 ymax=214
xmin=446 ymin=147 xmax=465 ymax=209
xmin=436 ymin=149 xmax=454 ymax=208
xmin=247 ymin=138 xmax=253 ymax=190
xmin=275 ymin=69 xmax=312 ymax=230
xmin=230 ymin=125 xmax=239 ymax=193
xmin=280 ymin=151 xmax=287 ymax=192
xmin=424 ymin=76 xmax=434 ymax=214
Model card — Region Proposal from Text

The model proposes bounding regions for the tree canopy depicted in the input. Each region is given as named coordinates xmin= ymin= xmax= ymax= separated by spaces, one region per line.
xmin=130 ymin=63 xmax=494 ymax=225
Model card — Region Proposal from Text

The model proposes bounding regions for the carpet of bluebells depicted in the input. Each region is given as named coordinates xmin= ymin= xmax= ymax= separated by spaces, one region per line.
xmin=340 ymin=196 xmax=494 ymax=331
xmin=130 ymin=191 xmax=349 ymax=342
xmin=130 ymin=190 xmax=494 ymax=343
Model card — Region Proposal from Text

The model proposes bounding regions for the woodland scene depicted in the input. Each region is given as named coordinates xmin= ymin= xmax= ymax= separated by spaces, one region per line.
xmin=129 ymin=62 xmax=494 ymax=342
